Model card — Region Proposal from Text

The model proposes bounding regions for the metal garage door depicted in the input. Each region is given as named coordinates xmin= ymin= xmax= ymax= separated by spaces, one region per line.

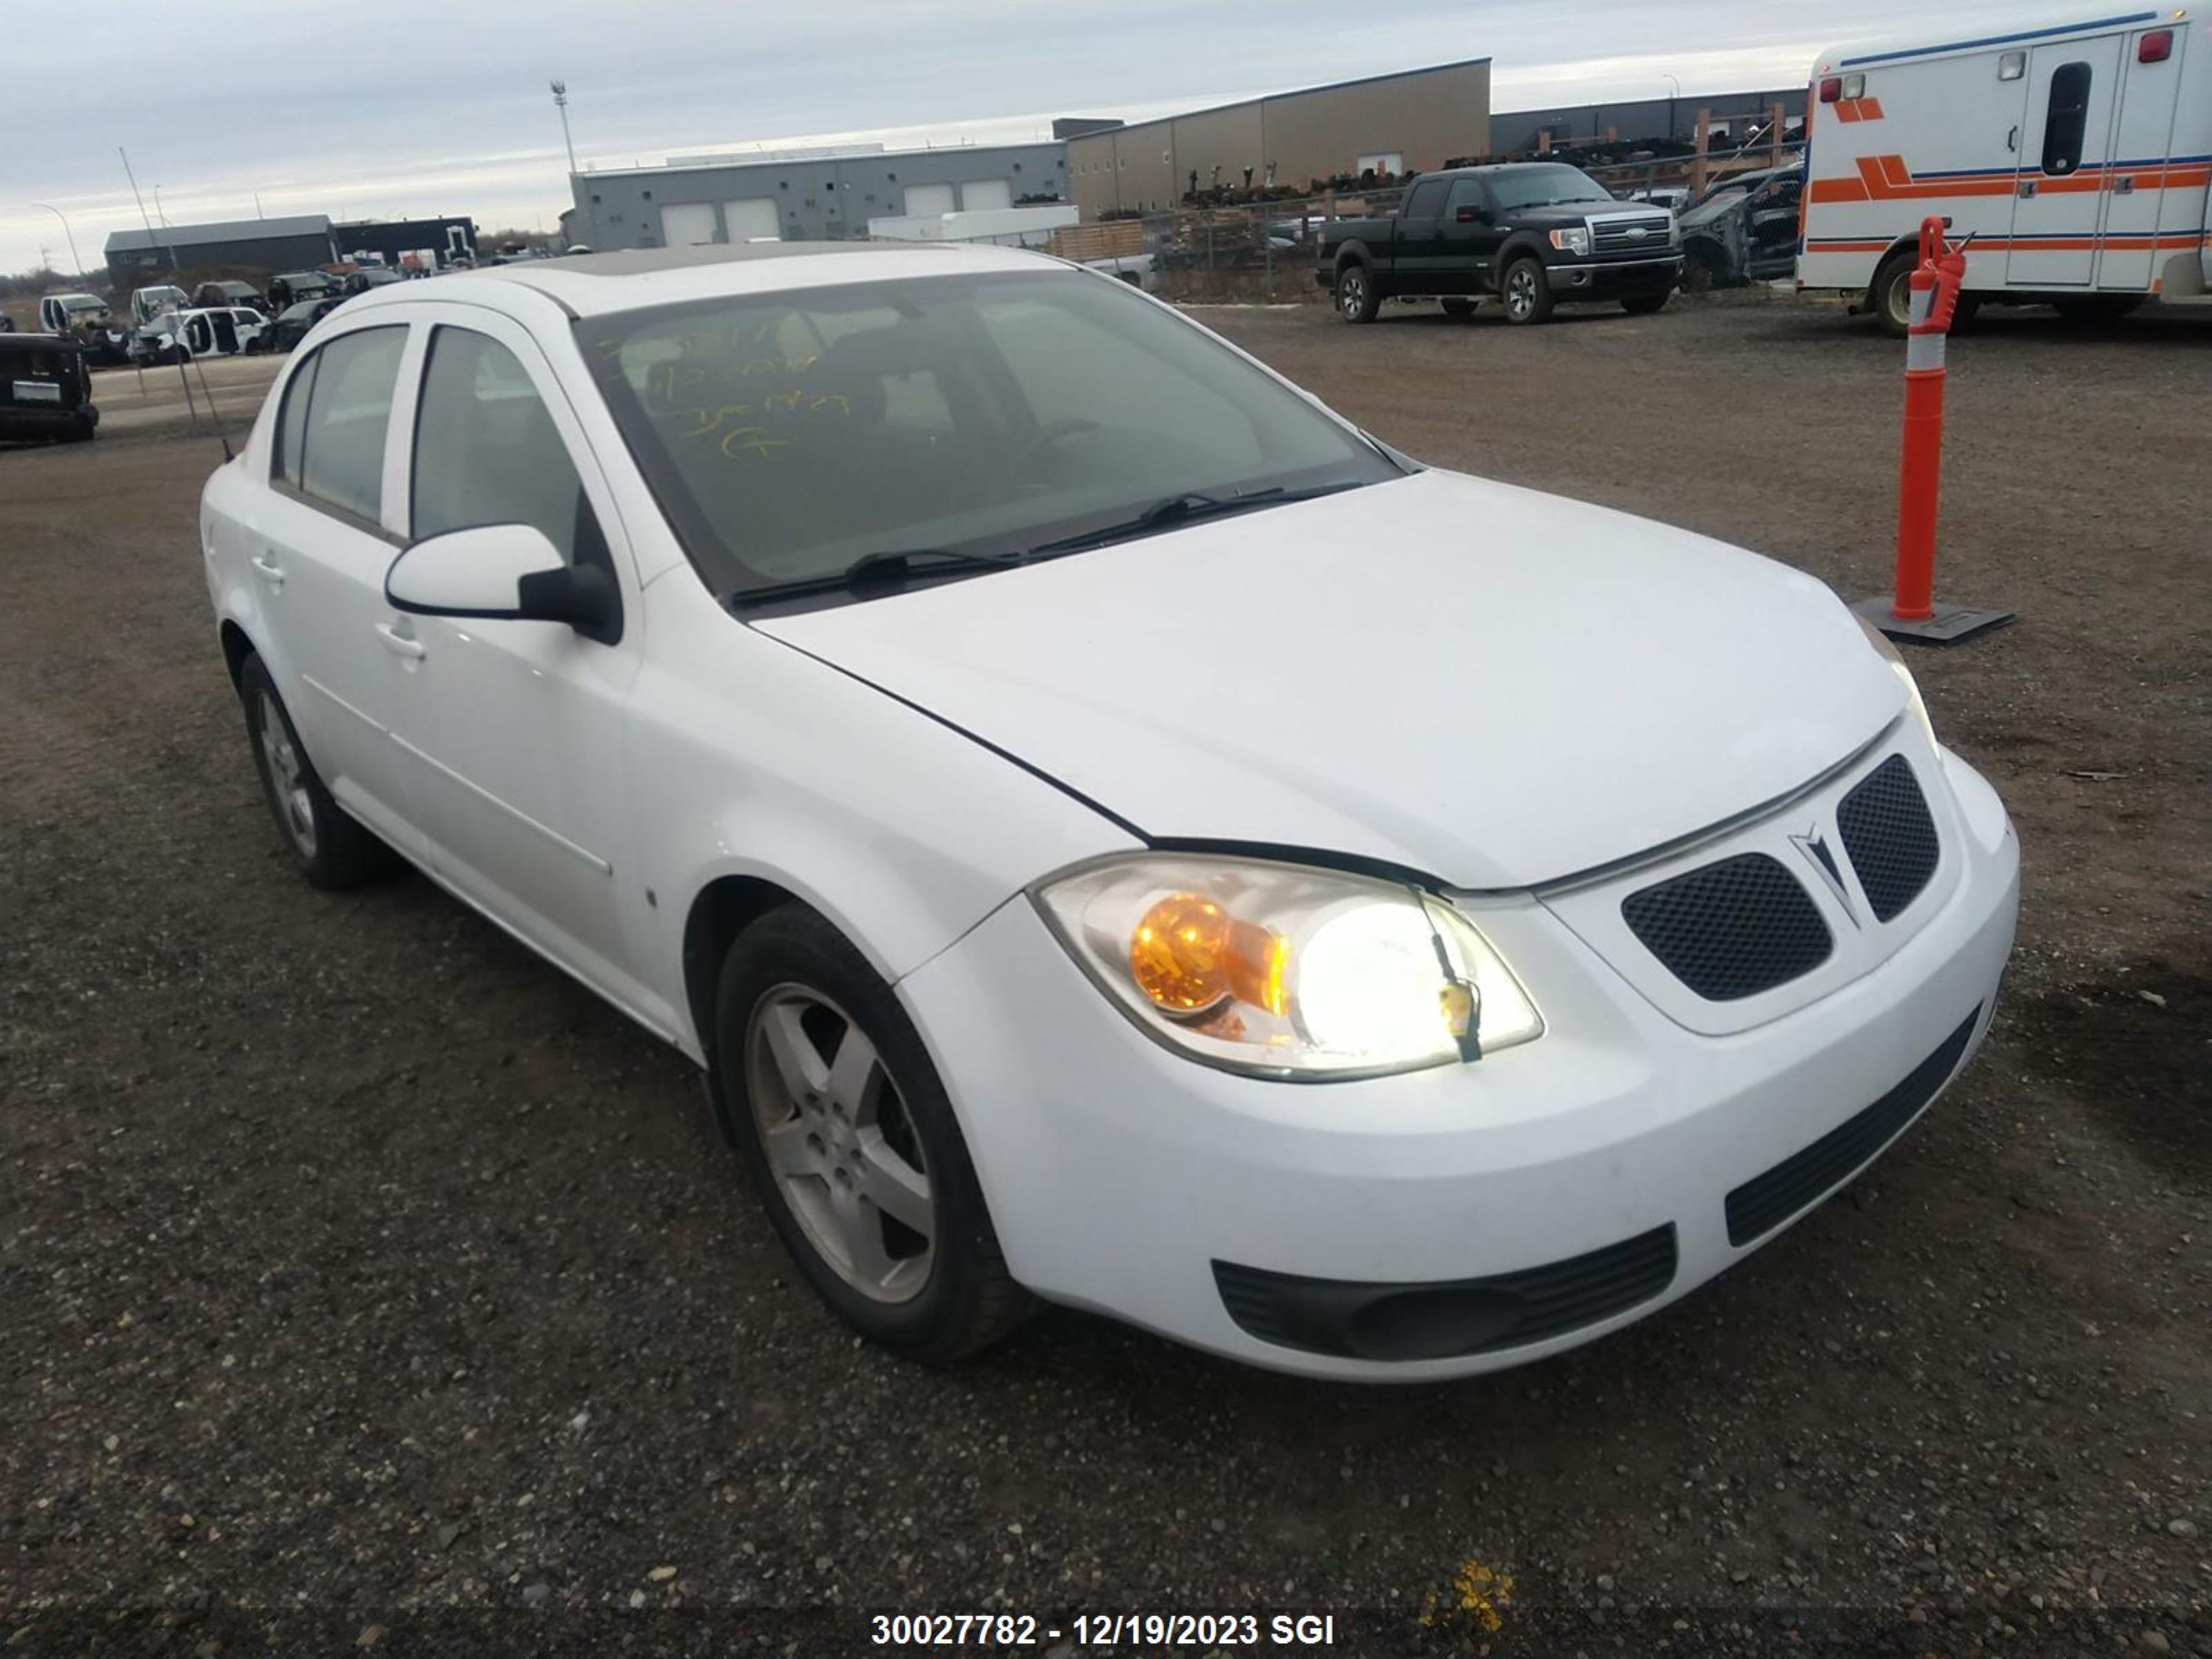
xmin=960 ymin=180 xmax=1013 ymax=212
xmin=723 ymin=198 xmax=780 ymax=242
xmin=902 ymin=183 xmax=955 ymax=217
xmin=659 ymin=203 xmax=718 ymax=246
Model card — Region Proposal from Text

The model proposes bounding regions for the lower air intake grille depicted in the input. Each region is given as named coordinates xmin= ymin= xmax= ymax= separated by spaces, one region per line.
xmin=1837 ymin=753 xmax=1940 ymax=922
xmin=1622 ymin=852 xmax=1833 ymax=1001
xmin=1725 ymin=1006 xmax=1981 ymax=1246
xmin=1213 ymin=1226 xmax=1678 ymax=1362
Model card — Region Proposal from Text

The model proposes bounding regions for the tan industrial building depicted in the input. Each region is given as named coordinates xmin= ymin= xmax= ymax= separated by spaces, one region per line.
xmin=1065 ymin=58 xmax=1492 ymax=218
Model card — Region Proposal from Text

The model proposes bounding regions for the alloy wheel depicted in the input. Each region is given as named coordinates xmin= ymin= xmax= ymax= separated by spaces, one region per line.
xmin=1339 ymin=272 xmax=1367 ymax=318
xmin=745 ymin=984 xmax=934 ymax=1304
xmin=1506 ymin=266 xmax=1538 ymax=320
xmin=256 ymin=689 xmax=317 ymax=859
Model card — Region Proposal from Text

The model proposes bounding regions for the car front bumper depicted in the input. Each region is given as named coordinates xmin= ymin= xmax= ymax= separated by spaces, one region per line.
xmin=899 ymin=746 xmax=2018 ymax=1381
xmin=1549 ymin=254 xmax=1683 ymax=297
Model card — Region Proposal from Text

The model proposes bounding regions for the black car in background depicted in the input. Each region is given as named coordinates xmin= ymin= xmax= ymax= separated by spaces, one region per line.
xmin=1676 ymin=167 xmax=1804 ymax=291
xmin=0 ymin=335 xmax=97 ymax=444
xmin=270 ymin=294 xmax=348 ymax=352
xmin=1317 ymin=162 xmax=1681 ymax=324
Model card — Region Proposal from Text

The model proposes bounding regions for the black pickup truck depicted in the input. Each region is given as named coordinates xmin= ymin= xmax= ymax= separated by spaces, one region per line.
xmin=1317 ymin=162 xmax=1682 ymax=324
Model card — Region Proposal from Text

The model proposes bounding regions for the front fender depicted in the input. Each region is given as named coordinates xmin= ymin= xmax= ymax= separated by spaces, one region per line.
xmin=628 ymin=577 xmax=1140 ymax=1058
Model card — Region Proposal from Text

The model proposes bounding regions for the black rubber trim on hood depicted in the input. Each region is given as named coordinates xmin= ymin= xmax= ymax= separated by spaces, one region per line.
xmin=1142 ymin=836 xmax=1453 ymax=894
xmin=749 ymin=625 xmax=1150 ymax=841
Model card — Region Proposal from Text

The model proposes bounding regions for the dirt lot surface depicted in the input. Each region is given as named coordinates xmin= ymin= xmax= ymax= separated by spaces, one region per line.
xmin=3 ymin=294 xmax=2206 ymax=1656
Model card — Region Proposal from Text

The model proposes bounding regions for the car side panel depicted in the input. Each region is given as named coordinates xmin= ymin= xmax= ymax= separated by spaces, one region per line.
xmin=624 ymin=572 xmax=1139 ymax=1062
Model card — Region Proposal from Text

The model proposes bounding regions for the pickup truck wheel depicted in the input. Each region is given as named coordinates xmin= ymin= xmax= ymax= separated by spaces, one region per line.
xmin=1335 ymin=263 xmax=1380 ymax=324
xmin=237 ymin=653 xmax=398 ymax=890
xmin=1440 ymin=297 xmax=1476 ymax=319
xmin=1500 ymin=258 xmax=1553 ymax=324
xmin=717 ymin=905 xmax=1033 ymax=1365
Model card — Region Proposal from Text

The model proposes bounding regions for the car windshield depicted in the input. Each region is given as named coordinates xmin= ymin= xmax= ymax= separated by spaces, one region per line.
xmin=1484 ymin=165 xmax=1615 ymax=211
xmin=579 ymin=267 xmax=1401 ymax=599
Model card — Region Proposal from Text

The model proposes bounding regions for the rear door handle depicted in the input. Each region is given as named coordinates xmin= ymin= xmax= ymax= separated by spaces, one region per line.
xmin=374 ymin=622 xmax=426 ymax=659
xmin=249 ymin=554 xmax=284 ymax=586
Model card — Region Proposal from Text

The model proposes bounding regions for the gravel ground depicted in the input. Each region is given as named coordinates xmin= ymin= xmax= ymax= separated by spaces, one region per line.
xmin=2 ymin=292 xmax=2206 ymax=1657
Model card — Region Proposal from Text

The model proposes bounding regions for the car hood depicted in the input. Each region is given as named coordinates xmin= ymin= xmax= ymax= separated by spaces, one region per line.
xmin=754 ymin=470 xmax=1904 ymax=890
xmin=1510 ymin=200 xmax=1653 ymax=228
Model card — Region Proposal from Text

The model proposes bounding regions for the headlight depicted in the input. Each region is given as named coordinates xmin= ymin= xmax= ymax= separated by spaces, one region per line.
xmin=1031 ymin=855 xmax=1543 ymax=1080
xmin=1856 ymin=615 xmax=1936 ymax=742
xmin=1548 ymin=226 xmax=1593 ymax=256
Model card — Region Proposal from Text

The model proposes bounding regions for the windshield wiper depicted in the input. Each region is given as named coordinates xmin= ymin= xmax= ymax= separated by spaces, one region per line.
xmin=1027 ymin=480 xmax=1367 ymax=558
xmin=728 ymin=547 xmax=1024 ymax=608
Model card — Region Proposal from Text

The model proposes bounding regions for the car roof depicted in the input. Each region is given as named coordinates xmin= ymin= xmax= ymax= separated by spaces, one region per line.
xmin=381 ymin=238 xmax=1061 ymax=319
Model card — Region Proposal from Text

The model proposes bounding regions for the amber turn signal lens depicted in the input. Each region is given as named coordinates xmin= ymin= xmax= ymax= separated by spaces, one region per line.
xmin=1130 ymin=893 xmax=1288 ymax=1018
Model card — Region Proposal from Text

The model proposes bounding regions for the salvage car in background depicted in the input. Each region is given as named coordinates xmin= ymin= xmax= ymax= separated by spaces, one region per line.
xmin=192 ymin=279 xmax=271 ymax=315
xmin=130 ymin=306 xmax=269 ymax=366
xmin=200 ymin=243 xmax=2017 ymax=1380
xmin=268 ymin=270 xmax=341 ymax=312
xmin=1 ymin=334 xmax=97 ymax=443
xmin=270 ymin=294 xmax=348 ymax=351
xmin=1677 ymin=166 xmax=1803 ymax=291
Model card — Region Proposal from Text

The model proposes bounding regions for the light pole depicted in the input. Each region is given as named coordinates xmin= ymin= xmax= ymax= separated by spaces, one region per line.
xmin=552 ymin=79 xmax=595 ymax=246
xmin=1663 ymin=75 xmax=1682 ymax=142
xmin=154 ymin=185 xmax=171 ymax=227
xmin=30 ymin=202 xmax=86 ymax=278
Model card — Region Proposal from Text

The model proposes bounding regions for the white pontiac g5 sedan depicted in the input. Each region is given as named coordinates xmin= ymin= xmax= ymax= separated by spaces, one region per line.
xmin=200 ymin=243 xmax=2018 ymax=1380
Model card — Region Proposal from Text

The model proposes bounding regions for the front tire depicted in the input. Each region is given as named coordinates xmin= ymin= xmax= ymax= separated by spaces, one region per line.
xmin=716 ymin=905 xmax=1031 ymax=1365
xmin=1334 ymin=261 xmax=1380 ymax=324
xmin=238 ymin=654 xmax=397 ymax=889
xmin=1499 ymin=257 xmax=1553 ymax=324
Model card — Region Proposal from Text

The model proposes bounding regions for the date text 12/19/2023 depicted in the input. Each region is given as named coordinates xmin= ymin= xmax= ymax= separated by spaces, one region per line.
xmin=870 ymin=1611 xmax=1340 ymax=1648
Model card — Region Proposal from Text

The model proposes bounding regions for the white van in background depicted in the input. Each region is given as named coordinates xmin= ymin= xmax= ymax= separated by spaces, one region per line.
xmin=1797 ymin=10 xmax=2212 ymax=332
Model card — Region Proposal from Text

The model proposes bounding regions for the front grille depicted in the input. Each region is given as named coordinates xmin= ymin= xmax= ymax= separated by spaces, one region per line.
xmin=1725 ymin=1007 xmax=1981 ymax=1245
xmin=1591 ymin=214 xmax=1673 ymax=256
xmin=1837 ymin=754 xmax=1940 ymax=922
xmin=1214 ymin=1225 xmax=1678 ymax=1361
xmin=1622 ymin=853 xmax=1833 ymax=1001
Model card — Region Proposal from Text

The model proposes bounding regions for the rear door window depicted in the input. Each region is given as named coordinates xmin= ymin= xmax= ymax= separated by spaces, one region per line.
xmin=2042 ymin=61 xmax=2093 ymax=174
xmin=295 ymin=326 xmax=406 ymax=523
xmin=1403 ymin=179 xmax=1448 ymax=221
xmin=272 ymin=354 xmax=319 ymax=490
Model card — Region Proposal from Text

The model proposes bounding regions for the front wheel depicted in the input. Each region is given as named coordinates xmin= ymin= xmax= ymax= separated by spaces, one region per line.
xmin=1499 ymin=258 xmax=1554 ymax=324
xmin=1620 ymin=291 xmax=1670 ymax=316
xmin=716 ymin=905 xmax=1031 ymax=1365
xmin=1334 ymin=262 xmax=1380 ymax=324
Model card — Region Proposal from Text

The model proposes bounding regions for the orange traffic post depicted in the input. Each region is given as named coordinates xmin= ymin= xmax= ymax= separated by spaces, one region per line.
xmin=1854 ymin=216 xmax=2014 ymax=646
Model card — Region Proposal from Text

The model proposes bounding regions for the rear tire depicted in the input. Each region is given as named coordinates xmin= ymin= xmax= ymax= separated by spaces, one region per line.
xmin=716 ymin=904 xmax=1031 ymax=1365
xmin=1871 ymin=247 xmax=1918 ymax=339
xmin=1334 ymin=261 xmax=1380 ymax=324
xmin=1499 ymin=257 xmax=1553 ymax=324
xmin=238 ymin=653 xmax=397 ymax=890
xmin=1439 ymin=297 xmax=1476 ymax=319
xmin=1620 ymin=291 xmax=1670 ymax=316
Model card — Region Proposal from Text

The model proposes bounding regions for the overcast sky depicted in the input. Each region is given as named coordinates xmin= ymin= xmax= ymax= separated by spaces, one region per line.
xmin=3 ymin=0 xmax=2036 ymax=275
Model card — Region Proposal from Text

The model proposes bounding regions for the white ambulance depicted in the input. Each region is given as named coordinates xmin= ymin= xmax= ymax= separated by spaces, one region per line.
xmin=1797 ymin=10 xmax=2212 ymax=332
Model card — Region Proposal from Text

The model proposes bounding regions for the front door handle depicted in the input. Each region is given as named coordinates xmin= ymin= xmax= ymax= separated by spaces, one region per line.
xmin=374 ymin=622 xmax=426 ymax=659
xmin=249 ymin=554 xmax=284 ymax=586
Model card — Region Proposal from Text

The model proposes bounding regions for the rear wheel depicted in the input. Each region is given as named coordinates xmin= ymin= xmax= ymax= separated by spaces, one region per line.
xmin=1871 ymin=247 xmax=1918 ymax=339
xmin=237 ymin=653 xmax=397 ymax=889
xmin=716 ymin=905 xmax=1031 ymax=1365
xmin=1499 ymin=257 xmax=1553 ymax=324
xmin=1439 ymin=297 xmax=1477 ymax=319
xmin=1334 ymin=262 xmax=1380 ymax=324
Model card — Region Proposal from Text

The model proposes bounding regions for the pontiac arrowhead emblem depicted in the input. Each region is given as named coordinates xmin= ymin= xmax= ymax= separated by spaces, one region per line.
xmin=1790 ymin=825 xmax=1858 ymax=926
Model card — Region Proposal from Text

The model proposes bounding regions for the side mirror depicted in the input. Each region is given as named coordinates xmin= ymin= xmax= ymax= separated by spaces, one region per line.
xmin=384 ymin=524 xmax=619 ymax=641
